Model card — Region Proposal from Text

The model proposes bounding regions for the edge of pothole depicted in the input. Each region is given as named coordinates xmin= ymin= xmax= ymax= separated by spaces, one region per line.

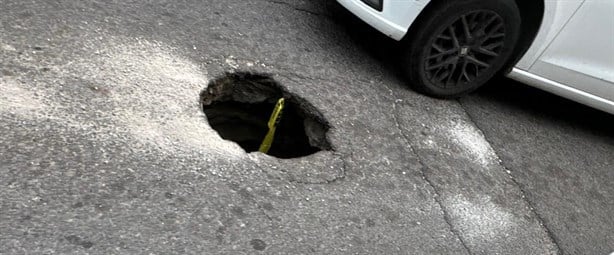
xmin=200 ymin=71 xmax=346 ymax=184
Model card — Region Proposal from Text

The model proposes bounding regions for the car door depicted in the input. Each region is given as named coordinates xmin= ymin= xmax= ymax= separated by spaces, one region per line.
xmin=529 ymin=0 xmax=614 ymax=101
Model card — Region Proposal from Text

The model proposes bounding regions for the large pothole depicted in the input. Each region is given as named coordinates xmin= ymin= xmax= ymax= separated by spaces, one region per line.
xmin=200 ymin=72 xmax=332 ymax=159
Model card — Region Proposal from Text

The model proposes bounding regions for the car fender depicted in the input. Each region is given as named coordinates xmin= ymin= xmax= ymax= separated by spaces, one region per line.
xmin=337 ymin=0 xmax=431 ymax=40
xmin=513 ymin=0 xmax=585 ymax=70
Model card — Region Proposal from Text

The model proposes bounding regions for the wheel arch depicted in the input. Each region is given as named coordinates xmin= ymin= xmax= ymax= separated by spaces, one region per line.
xmin=505 ymin=0 xmax=545 ymax=72
xmin=402 ymin=0 xmax=545 ymax=72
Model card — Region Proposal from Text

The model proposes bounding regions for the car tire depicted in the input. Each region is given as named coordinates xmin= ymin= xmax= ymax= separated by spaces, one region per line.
xmin=402 ymin=0 xmax=521 ymax=98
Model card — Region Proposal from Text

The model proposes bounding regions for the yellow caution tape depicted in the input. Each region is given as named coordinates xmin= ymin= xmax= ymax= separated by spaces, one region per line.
xmin=259 ymin=98 xmax=285 ymax=154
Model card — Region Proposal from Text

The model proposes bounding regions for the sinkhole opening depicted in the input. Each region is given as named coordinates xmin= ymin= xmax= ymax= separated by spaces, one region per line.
xmin=200 ymin=72 xmax=332 ymax=159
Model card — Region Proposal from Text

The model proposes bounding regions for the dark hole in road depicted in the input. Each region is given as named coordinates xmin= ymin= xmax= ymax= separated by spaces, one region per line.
xmin=200 ymin=72 xmax=332 ymax=159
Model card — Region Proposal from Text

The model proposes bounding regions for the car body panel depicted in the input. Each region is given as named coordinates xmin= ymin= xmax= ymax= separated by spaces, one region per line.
xmin=528 ymin=0 xmax=614 ymax=101
xmin=337 ymin=0 xmax=430 ymax=40
xmin=337 ymin=0 xmax=614 ymax=114
xmin=514 ymin=0 xmax=584 ymax=70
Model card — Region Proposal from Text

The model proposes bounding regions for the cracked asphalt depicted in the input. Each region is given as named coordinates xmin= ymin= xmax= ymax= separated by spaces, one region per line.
xmin=1 ymin=0 xmax=612 ymax=254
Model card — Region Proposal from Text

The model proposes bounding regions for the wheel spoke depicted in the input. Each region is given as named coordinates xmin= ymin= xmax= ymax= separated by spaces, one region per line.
xmin=426 ymin=57 xmax=457 ymax=71
xmin=468 ymin=13 xmax=479 ymax=31
xmin=466 ymin=56 xmax=490 ymax=68
xmin=432 ymin=43 xmax=446 ymax=53
xmin=475 ymin=15 xmax=498 ymax=33
xmin=460 ymin=15 xmax=472 ymax=40
xmin=457 ymin=59 xmax=469 ymax=84
xmin=482 ymin=41 xmax=504 ymax=50
xmin=446 ymin=60 xmax=459 ymax=85
xmin=436 ymin=69 xmax=450 ymax=83
xmin=427 ymin=48 xmax=457 ymax=59
xmin=490 ymin=33 xmax=505 ymax=39
xmin=432 ymin=65 xmax=448 ymax=84
xmin=475 ymin=47 xmax=498 ymax=57
xmin=486 ymin=23 xmax=504 ymax=38
xmin=449 ymin=26 xmax=460 ymax=48
xmin=475 ymin=65 xmax=480 ymax=77
xmin=437 ymin=34 xmax=452 ymax=40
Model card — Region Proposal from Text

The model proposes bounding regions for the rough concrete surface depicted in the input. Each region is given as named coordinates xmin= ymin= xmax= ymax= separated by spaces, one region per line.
xmin=0 ymin=0 xmax=612 ymax=254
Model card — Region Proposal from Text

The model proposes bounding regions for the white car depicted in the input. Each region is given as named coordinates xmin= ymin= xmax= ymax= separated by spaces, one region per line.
xmin=338 ymin=0 xmax=614 ymax=114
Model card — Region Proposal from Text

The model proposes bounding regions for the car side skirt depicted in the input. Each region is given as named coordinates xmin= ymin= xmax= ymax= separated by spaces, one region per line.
xmin=507 ymin=68 xmax=614 ymax=115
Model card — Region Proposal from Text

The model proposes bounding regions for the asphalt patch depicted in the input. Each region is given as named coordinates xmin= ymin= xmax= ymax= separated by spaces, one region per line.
xmin=200 ymin=72 xmax=331 ymax=159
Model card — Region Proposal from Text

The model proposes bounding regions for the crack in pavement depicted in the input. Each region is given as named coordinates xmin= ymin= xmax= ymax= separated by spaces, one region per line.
xmin=276 ymin=70 xmax=472 ymax=252
xmin=263 ymin=0 xmax=331 ymax=17
xmin=236 ymin=152 xmax=351 ymax=241
xmin=388 ymin=89 xmax=473 ymax=255
xmin=255 ymin=200 xmax=276 ymax=223
xmin=248 ymin=151 xmax=349 ymax=185
xmin=225 ymin=152 xmax=350 ymax=248
xmin=277 ymin=70 xmax=332 ymax=84
xmin=328 ymin=151 xmax=350 ymax=184
xmin=457 ymin=100 xmax=563 ymax=254
xmin=416 ymin=166 xmax=473 ymax=255
xmin=285 ymin=151 xmax=351 ymax=185
xmin=225 ymin=181 xmax=277 ymax=224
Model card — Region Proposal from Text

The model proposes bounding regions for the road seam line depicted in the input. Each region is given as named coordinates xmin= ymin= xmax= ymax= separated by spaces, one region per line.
xmin=457 ymin=99 xmax=563 ymax=255
xmin=388 ymin=89 xmax=473 ymax=255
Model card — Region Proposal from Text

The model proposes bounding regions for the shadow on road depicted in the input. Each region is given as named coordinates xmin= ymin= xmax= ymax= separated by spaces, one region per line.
xmin=320 ymin=0 xmax=406 ymax=76
xmin=316 ymin=0 xmax=614 ymax=137
xmin=471 ymin=78 xmax=614 ymax=139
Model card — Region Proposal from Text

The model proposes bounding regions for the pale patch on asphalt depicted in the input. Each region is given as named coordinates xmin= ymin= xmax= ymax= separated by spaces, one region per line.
xmin=447 ymin=119 xmax=499 ymax=167
xmin=2 ymin=34 xmax=244 ymax=158
xmin=421 ymin=118 xmax=499 ymax=167
xmin=449 ymin=195 xmax=517 ymax=243
xmin=1 ymin=40 xmax=17 ymax=52
xmin=66 ymin=36 xmax=244 ymax=158
xmin=0 ymin=77 xmax=44 ymax=117
xmin=224 ymin=55 xmax=267 ymax=69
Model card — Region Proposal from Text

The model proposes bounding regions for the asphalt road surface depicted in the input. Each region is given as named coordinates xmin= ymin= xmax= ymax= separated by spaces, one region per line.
xmin=1 ymin=0 xmax=612 ymax=254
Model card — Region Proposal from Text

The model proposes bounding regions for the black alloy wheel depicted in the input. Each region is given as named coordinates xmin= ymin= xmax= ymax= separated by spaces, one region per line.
xmin=402 ymin=0 xmax=521 ymax=98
